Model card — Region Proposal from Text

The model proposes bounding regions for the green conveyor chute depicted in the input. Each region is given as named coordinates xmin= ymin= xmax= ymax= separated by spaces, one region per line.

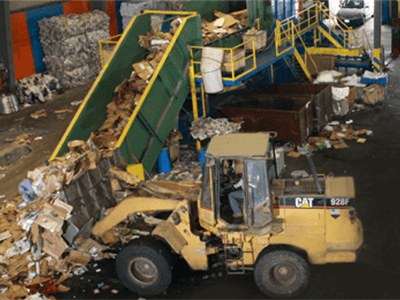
xmin=50 ymin=11 xmax=203 ymax=176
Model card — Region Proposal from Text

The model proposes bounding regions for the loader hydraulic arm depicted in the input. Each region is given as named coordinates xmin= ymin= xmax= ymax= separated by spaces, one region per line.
xmin=92 ymin=197 xmax=181 ymax=236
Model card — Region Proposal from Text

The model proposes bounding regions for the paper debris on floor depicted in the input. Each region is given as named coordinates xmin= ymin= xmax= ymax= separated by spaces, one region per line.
xmin=54 ymin=109 xmax=73 ymax=114
xmin=30 ymin=110 xmax=47 ymax=119
xmin=287 ymin=151 xmax=301 ymax=158
xmin=314 ymin=70 xmax=346 ymax=83
xmin=306 ymin=121 xmax=372 ymax=150
xmin=190 ymin=117 xmax=242 ymax=141
xmin=5 ymin=134 xmax=32 ymax=143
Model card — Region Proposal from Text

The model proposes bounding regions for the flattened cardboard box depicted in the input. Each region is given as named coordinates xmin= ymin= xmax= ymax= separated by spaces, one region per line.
xmin=42 ymin=229 xmax=68 ymax=258
xmin=132 ymin=61 xmax=154 ymax=80
xmin=67 ymin=250 xmax=91 ymax=266
xmin=100 ymin=229 xmax=120 ymax=244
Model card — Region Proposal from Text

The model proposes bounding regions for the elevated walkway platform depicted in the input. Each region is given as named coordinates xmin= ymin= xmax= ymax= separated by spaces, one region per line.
xmin=193 ymin=2 xmax=372 ymax=88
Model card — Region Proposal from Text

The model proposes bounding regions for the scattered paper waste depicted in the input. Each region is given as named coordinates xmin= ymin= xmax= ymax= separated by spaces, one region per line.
xmin=201 ymin=9 xmax=248 ymax=44
xmin=307 ymin=121 xmax=372 ymax=150
xmin=54 ymin=109 xmax=73 ymax=114
xmin=287 ymin=151 xmax=301 ymax=158
xmin=314 ymin=70 xmax=345 ymax=83
xmin=14 ymin=116 xmax=26 ymax=122
xmin=17 ymin=73 xmax=61 ymax=104
xmin=357 ymin=138 xmax=367 ymax=143
xmin=190 ymin=117 xmax=242 ymax=141
xmin=297 ymin=144 xmax=311 ymax=155
xmin=30 ymin=110 xmax=47 ymax=119
xmin=70 ymin=100 xmax=83 ymax=106
xmin=5 ymin=133 xmax=32 ymax=144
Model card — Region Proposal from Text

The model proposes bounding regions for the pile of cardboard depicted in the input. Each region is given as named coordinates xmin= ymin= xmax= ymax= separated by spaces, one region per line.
xmin=202 ymin=9 xmax=247 ymax=44
xmin=286 ymin=121 xmax=373 ymax=157
xmin=91 ymin=30 xmax=174 ymax=150
xmin=0 ymin=23 xmax=207 ymax=299
xmin=310 ymin=121 xmax=372 ymax=149
xmin=0 ymin=194 xmax=111 ymax=299
xmin=0 ymin=139 xmax=132 ymax=298
xmin=1 ymin=128 xmax=202 ymax=298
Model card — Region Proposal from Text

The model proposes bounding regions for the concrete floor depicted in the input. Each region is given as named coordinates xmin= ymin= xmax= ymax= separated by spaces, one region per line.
xmin=0 ymin=20 xmax=399 ymax=299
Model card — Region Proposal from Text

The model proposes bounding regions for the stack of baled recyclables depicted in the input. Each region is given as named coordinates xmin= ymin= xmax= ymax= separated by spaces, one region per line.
xmin=38 ymin=10 xmax=110 ymax=88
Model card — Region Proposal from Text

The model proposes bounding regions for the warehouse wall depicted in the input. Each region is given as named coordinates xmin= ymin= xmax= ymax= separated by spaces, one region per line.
xmin=10 ymin=1 xmax=65 ymax=13
xmin=10 ymin=0 xmax=123 ymax=80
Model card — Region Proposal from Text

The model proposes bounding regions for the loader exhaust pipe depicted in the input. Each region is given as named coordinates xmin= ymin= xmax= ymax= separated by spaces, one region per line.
xmin=307 ymin=153 xmax=323 ymax=194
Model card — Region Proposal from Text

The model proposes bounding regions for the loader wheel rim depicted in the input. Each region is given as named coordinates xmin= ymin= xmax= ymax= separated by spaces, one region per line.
xmin=129 ymin=257 xmax=159 ymax=285
xmin=270 ymin=262 xmax=299 ymax=287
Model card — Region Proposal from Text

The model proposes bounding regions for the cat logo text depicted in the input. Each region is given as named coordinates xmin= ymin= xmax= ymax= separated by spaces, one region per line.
xmin=295 ymin=197 xmax=314 ymax=208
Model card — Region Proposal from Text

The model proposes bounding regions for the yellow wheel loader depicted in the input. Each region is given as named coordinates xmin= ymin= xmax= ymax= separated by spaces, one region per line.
xmin=92 ymin=132 xmax=364 ymax=298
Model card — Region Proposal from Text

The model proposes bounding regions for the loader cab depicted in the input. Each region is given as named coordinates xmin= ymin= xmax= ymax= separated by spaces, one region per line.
xmin=198 ymin=133 xmax=276 ymax=234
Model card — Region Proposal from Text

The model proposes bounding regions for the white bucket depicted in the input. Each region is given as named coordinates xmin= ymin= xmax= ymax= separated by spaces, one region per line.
xmin=200 ymin=47 xmax=224 ymax=94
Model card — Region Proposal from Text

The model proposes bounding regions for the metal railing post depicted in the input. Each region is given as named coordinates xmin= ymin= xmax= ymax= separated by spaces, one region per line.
xmin=230 ymin=48 xmax=235 ymax=80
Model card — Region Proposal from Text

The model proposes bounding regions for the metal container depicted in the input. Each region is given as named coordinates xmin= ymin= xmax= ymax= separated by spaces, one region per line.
xmin=217 ymin=94 xmax=313 ymax=143
xmin=0 ymin=94 xmax=19 ymax=115
xmin=251 ymin=83 xmax=333 ymax=132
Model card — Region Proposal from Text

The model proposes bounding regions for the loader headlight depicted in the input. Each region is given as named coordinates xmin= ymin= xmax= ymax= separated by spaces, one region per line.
xmin=171 ymin=213 xmax=181 ymax=225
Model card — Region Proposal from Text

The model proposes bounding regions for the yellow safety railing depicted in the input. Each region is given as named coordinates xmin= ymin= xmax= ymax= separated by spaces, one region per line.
xmin=275 ymin=19 xmax=295 ymax=56
xmin=293 ymin=23 xmax=318 ymax=77
xmin=275 ymin=18 xmax=317 ymax=81
xmin=275 ymin=1 xmax=371 ymax=55
xmin=190 ymin=38 xmax=257 ymax=82
xmin=312 ymin=1 xmax=372 ymax=54
xmin=99 ymin=34 xmax=122 ymax=67
xmin=275 ymin=3 xmax=322 ymax=48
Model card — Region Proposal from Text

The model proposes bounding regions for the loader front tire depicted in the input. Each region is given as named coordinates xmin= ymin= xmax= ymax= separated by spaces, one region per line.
xmin=116 ymin=241 xmax=172 ymax=296
xmin=254 ymin=250 xmax=310 ymax=298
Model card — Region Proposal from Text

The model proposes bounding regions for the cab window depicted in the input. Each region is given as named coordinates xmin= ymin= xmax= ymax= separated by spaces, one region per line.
xmin=247 ymin=160 xmax=269 ymax=208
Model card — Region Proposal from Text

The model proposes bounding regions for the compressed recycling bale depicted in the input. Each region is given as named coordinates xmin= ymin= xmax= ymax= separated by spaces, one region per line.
xmin=119 ymin=1 xmax=153 ymax=18
xmin=38 ymin=10 xmax=110 ymax=88
xmin=62 ymin=65 xmax=94 ymax=89
xmin=60 ymin=35 xmax=88 ymax=56
xmin=38 ymin=10 xmax=110 ymax=41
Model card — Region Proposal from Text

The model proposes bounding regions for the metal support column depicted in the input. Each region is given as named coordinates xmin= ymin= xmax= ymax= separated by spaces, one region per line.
xmin=91 ymin=0 xmax=107 ymax=12
xmin=0 ymin=1 xmax=16 ymax=93
xmin=373 ymin=0 xmax=382 ymax=72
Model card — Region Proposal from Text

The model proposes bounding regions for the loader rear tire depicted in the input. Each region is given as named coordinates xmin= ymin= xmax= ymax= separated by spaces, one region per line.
xmin=116 ymin=240 xmax=172 ymax=296
xmin=254 ymin=250 xmax=310 ymax=298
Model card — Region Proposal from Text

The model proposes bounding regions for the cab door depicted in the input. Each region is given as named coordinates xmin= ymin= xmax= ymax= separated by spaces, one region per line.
xmin=198 ymin=157 xmax=217 ymax=233
xmin=244 ymin=158 xmax=274 ymax=228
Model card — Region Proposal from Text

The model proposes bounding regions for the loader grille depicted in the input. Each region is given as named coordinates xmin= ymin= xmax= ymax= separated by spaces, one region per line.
xmin=283 ymin=179 xmax=325 ymax=195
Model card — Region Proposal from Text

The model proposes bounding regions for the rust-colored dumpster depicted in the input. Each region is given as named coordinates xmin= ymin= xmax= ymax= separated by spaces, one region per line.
xmin=217 ymin=94 xmax=314 ymax=143
xmin=251 ymin=83 xmax=333 ymax=132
